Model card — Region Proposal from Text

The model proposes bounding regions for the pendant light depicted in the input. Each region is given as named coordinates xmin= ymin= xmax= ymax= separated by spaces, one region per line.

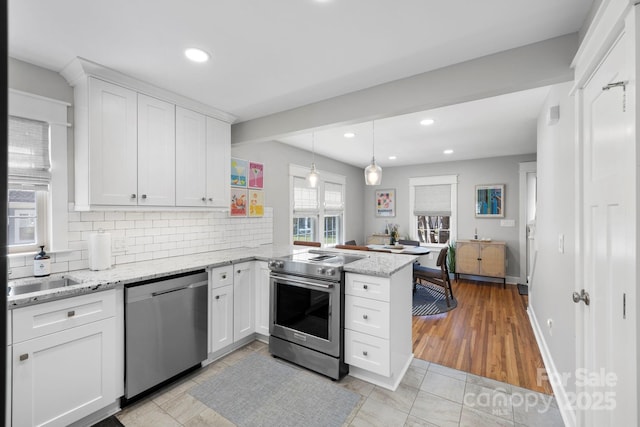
xmin=364 ymin=121 xmax=382 ymax=185
xmin=307 ymin=133 xmax=319 ymax=188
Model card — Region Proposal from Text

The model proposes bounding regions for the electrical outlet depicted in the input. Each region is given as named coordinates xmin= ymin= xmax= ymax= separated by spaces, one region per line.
xmin=547 ymin=318 xmax=553 ymax=336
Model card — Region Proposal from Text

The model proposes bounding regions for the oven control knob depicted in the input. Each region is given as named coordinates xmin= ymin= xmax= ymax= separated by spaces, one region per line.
xmin=317 ymin=267 xmax=326 ymax=275
xmin=268 ymin=260 xmax=284 ymax=269
xmin=325 ymin=268 xmax=336 ymax=276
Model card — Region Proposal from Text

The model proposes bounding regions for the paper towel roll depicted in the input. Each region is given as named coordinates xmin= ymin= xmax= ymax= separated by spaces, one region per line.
xmin=88 ymin=231 xmax=112 ymax=271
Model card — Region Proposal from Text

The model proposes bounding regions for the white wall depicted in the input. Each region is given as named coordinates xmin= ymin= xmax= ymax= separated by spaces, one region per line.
xmin=530 ymin=81 xmax=576 ymax=394
xmin=231 ymin=140 xmax=366 ymax=246
xmin=364 ymin=154 xmax=536 ymax=279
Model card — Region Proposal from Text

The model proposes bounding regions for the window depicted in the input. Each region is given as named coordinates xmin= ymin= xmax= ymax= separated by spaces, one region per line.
xmin=8 ymin=90 xmax=69 ymax=253
xmin=409 ymin=175 xmax=458 ymax=246
xmin=8 ymin=115 xmax=50 ymax=253
xmin=290 ymin=165 xmax=345 ymax=246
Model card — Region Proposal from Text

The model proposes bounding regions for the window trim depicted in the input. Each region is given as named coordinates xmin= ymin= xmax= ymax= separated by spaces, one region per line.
xmin=289 ymin=164 xmax=346 ymax=246
xmin=9 ymin=89 xmax=70 ymax=253
xmin=409 ymin=175 xmax=458 ymax=247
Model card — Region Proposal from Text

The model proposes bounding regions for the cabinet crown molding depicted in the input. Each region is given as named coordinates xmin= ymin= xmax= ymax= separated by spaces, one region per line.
xmin=60 ymin=57 xmax=236 ymax=124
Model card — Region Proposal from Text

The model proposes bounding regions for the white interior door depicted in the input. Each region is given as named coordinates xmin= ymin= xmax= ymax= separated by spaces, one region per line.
xmin=579 ymin=26 xmax=636 ymax=426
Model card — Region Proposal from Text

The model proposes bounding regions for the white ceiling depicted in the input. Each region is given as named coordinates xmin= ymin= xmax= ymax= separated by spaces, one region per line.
xmin=9 ymin=0 xmax=593 ymax=166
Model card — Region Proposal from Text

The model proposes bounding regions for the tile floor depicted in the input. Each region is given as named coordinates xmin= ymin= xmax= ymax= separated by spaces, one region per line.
xmin=115 ymin=341 xmax=565 ymax=427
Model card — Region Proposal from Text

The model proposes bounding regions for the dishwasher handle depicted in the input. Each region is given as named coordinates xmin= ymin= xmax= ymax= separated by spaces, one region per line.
xmin=151 ymin=281 xmax=206 ymax=297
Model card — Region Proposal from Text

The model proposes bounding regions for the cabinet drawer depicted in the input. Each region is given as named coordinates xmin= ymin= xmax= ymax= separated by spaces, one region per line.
xmin=345 ymin=273 xmax=390 ymax=302
xmin=13 ymin=290 xmax=116 ymax=343
xmin=345 ymin=295 xmax=389 ymax=339
xmin=209 ymin=265 xmax=234 ymax=289
xmin=345 ymin=329 xmax=390 ymax=376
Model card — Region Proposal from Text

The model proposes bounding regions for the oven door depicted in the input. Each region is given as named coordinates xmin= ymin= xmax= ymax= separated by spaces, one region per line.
xmin=269 ymin=272 xmax=341 ymax=357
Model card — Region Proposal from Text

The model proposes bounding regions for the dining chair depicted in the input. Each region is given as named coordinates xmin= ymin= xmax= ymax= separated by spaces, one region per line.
xmin=412 ymin=246 xmax=454 ymax=307
xmin=293 ymin=241 xmax=321 ymax=247
xmin=335 ymin=244 xmax=369 ymax=251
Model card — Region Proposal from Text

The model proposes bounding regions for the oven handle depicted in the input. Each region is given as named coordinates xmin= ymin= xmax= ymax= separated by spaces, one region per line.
xmin=270 ymin=273 xmax=335 ymax=289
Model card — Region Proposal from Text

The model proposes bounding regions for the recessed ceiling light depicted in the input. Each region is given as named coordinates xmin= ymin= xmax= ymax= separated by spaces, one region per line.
xmin=444 ymin=149 xmax=454 ymax=155
xmin=388 ymin=156 xmax=397 ymax=160
xmin=184 ymin=48 xmax=210 ymax=63
xmin=420 ymin=118 xmax=435 ymax=126
xmin=344 ymin=132 xmax=356 ymax=138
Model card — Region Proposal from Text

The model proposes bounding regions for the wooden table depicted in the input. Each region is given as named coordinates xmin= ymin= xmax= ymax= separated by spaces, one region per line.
xmin=367 ymin=244 xmax=431 ymax=255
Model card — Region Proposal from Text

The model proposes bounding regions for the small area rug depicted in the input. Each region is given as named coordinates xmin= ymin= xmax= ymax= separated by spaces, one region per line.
xmin=413 ymin=282 xmax=457 ymax=316
xmin=189 ymin=353 xmax=360 ymax=427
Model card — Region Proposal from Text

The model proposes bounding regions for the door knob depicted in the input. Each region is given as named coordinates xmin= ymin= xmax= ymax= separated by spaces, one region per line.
xmin=572 ymin=289 xmax=590 ymax=306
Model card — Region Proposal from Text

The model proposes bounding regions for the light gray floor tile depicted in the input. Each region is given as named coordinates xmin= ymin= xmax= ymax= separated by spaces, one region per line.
xmin=411 ymin=357 xmax=430 ymax=372
xmin=150 ymin=378 xmax=199 ymax=406
xmin=183 ymin=407 xmax=236 ymax=427
xmin=350 ymin=398 xmax=409 ymax=427
xmin=460 ymin=406 xmax=515 ymax=427
xmin=467 ymin=373 xmax=513 ymax=393
xmin=159 ymin=392 xmax=209 ymax=424
xmin=420 ymin=371 xmax=466 ymax=403
xmin=512 ymin=392 xmax=564 ymax=427
xmin=402 ymin=365 xmax=427 ymax=390
xmin=339 ymin=375 xmax=376 ymax=397
xmin=464 ymin=382 xmax=513 ymax=421
xmin=410 ymin=390 xmax=463 ymax=427
xmin=404 ymin=415 xmax=439 ymax=427
xmin=427 ymin=363 xmax=468 ymax=382
xmin=368 ymin=383 xmax=419 ymax=413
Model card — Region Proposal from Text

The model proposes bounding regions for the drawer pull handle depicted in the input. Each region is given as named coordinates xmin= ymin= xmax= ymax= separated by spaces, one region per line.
xmin=67 ymin=310 xmax=75 ymax=317
xmin=19 ymin=354 xmax=28 ymax=361
xmin=363 ymin=285 xmax=368 ymax=290
xmin=222 ymin=274 xmax=227 ymax=279
xmin=362 ymin=314 xmax=368 ymax=320
xmin=215 ymin=295 xmax=220 ymax=300
xmin=362 ymin=351 xmax=368 ymax=357
xmin=237 ymin=270 xmax=241 ymax=274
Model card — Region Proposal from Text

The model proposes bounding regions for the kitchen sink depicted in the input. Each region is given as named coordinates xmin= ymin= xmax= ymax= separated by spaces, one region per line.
xmin=7 ymin=277 xmax=82 ymax=297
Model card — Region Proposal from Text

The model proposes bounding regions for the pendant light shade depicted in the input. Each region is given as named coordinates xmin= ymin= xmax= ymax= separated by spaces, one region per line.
xmin=364 ymin=121 xmax=382 ymax=185
xmin=307 ymin=133 xmax=319 ymax=187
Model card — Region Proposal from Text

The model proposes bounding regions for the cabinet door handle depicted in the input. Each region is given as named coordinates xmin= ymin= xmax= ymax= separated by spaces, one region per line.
xmin=130 ymin=194 xmax=137 ymax=199
xmin=221 ymin=274 xmax=227 ymax=279
xmin=215 ymin=295 xmax=220 ymax=300
xmin=363 ymin=285 xmax=368 ymax=290
xmin=237 ymin=270 xmax=241 ymax=274
xmin=362 ymin=314 xmax=368 ymax=320
xmin=141 ymin=194 xmax=147 ymax=199
xmin=67 ymin=310 xmax=75 ymax=317
xmin=208 ymin=198 xmax=213 ymax=202
xmin=202 ymin=197 xmax=207 ymax=202
xmin=19 ymin=353 xmax=29 ymax=361
xmin=362 ymin=351 xmax=368 ymax=356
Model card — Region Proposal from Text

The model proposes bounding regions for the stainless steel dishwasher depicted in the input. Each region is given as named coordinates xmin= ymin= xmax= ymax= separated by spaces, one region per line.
xmin=124 ymin=269 xmax=208 ymax=401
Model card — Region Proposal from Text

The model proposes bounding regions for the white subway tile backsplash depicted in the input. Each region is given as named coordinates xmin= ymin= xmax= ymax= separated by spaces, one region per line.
xmin=9 ymin=208 xmax=274 ymax=279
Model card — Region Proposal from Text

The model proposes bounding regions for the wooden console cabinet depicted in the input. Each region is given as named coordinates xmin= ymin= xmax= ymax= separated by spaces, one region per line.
xmin=455 ymin=240 xmax=506 ymax=287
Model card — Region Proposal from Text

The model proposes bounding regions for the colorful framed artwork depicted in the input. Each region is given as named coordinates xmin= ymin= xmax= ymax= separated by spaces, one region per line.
xmin=375 ymin=189 xmax=396 ymax=217
xmin=248 ymin=162 xmax=264 ymax=189
xmin=230 ymin=188 xmax=247 ymax=217
xmin=248 ymin=189 xmax=264 ymax=217
xmin=475 ymin=184 xmax=505 ymax=217
xmin=231 ymin=158 xmax=248 ymax=187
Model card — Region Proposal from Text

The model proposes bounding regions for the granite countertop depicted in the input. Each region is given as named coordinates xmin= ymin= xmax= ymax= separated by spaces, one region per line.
xmin=8 ymin=244 xmax=417 ymax=308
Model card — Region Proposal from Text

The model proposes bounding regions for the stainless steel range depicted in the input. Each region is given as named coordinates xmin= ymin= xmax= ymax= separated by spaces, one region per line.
xmin=268 ymin=250 xmax=365 ymax=379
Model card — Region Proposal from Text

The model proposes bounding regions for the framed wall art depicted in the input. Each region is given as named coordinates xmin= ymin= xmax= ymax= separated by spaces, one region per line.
xmin=230 ymin=188 xmax=247 ymax=217
xmin=231 ymin=158 xmax=248 ymax=187
xmin=248 ymin=161 xmax=264 ymax=189
xmin=475 ymin=184 xmax=504 ymax=217
xmin=375 ymin=189 xmax=396 ymax=217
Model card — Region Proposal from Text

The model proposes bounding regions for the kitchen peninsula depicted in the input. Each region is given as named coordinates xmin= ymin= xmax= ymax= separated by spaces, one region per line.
xmin=6 ymin=245 xmax=416 ymax=426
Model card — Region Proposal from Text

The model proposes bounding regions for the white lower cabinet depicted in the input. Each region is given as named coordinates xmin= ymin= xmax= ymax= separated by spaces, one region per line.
xmin=254 ymin=261 xmax=270 ymax=337
xmin=344 ymin=266 xmax=413 ymax=391
xmin=233 ymin=262 xmax=255 ymax=341
xmin=11 ymin=290 xmax=118 ymax=427
xmin=210 ymin=284 xmax=234 ymax=353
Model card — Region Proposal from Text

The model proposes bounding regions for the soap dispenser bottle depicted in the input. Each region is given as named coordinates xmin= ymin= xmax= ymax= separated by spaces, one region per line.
xmin=33 ymin=245 xmax=51 ymax=277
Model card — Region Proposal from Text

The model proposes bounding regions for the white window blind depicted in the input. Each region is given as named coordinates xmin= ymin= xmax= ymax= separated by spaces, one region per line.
xmin=293 ymin=176 xmax=319 ymax=212
xmin=414 ymin=184 xmax=451 ymax=216
xmin=8 ymin=115 xmax=51 ymax=187
xmin=324 ymin=182 xmax=344 ymax=211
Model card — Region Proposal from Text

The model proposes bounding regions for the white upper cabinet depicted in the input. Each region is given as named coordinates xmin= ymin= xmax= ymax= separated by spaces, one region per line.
xmin=61 ymin=57 xmax=235 ymax=210
xmin=206 ymin=116 xmax=231 ymax=207
xmin=87 ymin=78 xmax=138 ymax=206
xmin=137 ymin=94 xmax=176 ymax=206
xmin=175 ymin=106 xmax=208 ymax=207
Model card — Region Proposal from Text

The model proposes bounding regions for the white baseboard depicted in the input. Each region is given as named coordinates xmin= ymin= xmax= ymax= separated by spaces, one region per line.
xmin=528 ymin=306 xmax=576 ymax=427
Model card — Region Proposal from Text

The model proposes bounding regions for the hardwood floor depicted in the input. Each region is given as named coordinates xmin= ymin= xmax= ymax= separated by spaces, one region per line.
xmin=412 ymin=278 xmax=553 ymax=394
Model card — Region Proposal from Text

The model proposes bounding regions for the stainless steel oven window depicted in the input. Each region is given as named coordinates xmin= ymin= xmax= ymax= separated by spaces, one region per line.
xmin=274 ymin=282 xmax=331 ymax=340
